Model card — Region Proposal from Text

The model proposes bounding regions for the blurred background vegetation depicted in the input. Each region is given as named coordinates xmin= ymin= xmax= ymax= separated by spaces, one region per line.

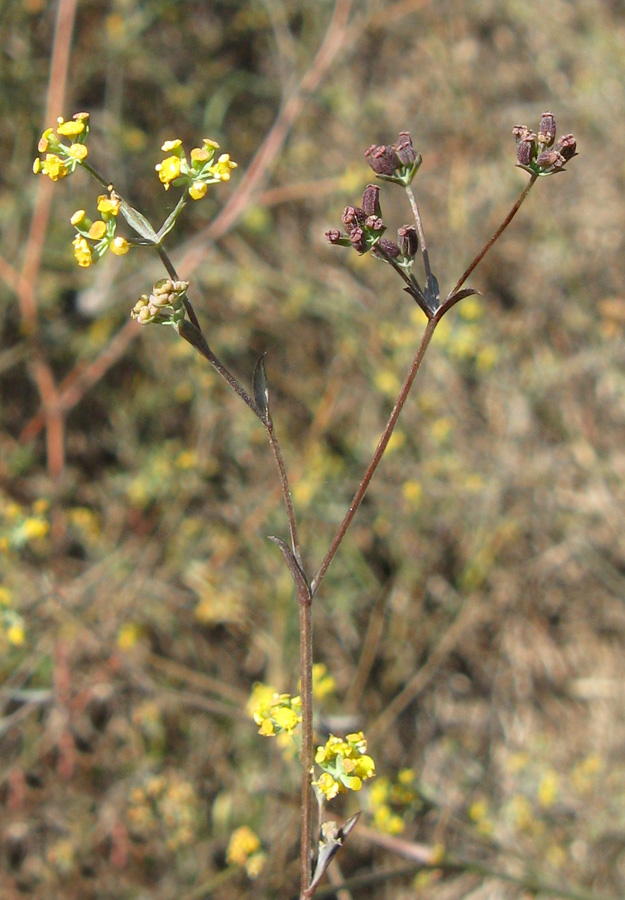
xmin=2 ymin=0 xmax=625 ymax=897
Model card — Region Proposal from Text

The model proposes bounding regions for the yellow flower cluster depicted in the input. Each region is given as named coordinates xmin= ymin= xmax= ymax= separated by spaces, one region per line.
xmin=314 ymin=732 xmax=376 ymax=800
xmin=247 ymin=682 xmax=302 ymax=737
xmin=0 ymin=497 xmax=50 ymax=554
xmin=0 ymin=586 xmax=25 ymax=648
xmin=70 ymin=190 xmax=129 ymax=268
xmin=312 ymin=662 xmax=337 ymax=700
xmin=126 ymin=770 xmax=199 ymax=852
xmin=368 ymin=768 xmax=421 ymax=835
xmin=33 ymin=113 xmax=90 ymax=181
xmin=155 ymin=137 xmax=237 ymax=199
xmin=226 ymin=826 xmax=266 ymax=879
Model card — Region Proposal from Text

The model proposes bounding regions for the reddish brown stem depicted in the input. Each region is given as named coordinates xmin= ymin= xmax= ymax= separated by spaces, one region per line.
xmin=311 ymin=315 xmax=438 ymax=598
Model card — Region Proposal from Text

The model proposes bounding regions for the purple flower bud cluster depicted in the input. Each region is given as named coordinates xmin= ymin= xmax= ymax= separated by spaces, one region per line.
xmin=364 ymin=132 xmax=418 ymax=177
xmin=513 ymin=112 xmax=577 ymax=176
xmin=326 ymin=180 xmax=419 ymax=266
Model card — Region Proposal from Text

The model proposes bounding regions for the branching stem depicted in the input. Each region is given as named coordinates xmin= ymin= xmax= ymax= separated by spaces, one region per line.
xmin=311 ymin=313 xmax=439 ymax=597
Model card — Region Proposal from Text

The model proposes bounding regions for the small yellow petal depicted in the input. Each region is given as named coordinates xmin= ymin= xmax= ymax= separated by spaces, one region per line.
xmin=88 ymin=221 xmax=107 ymax=240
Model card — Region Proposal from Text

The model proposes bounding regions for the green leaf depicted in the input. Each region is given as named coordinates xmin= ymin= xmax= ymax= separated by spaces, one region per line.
xmin=252 ymin=354 xmax=271 ymax=423
xmin=119 ymin=200 xmax=158 ymax=243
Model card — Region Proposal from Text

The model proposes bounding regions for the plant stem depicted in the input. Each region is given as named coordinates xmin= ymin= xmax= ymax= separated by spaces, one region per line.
xmin=265 ymin=417 xmax=302 ymax=564
xmin=405 ymin=184 xmax=434 ymax=284
xmin=298 ymin=587 xmax=314 ymax=897
xmin=311 ymin=313 xmax=439 ymax=597
xmin=177 ymin=319 xmax=262 ymax=417
xmin=446 ymin=174 xmax=537 ymax=299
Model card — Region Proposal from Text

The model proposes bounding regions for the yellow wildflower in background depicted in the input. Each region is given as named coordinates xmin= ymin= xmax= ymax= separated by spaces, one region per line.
xmin=117 ymin=622 xmax=141 ymax=650
xmin=312 ymin=663 xmax=336 ymax=700
xmin=227 ymin=825 xmax=261 ymax=866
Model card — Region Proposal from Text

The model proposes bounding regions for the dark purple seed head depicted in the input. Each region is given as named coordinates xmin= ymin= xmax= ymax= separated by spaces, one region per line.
xmin=361 ymin=184 xmax=381 ymax=217
xmin=365 ymin=144 xmax=401 ymax=175
xmin=394 ymin=132 xmax=417 ymax=166
xmin=538 ymin=111 xmax=557 ymax=147
xmin=397 ymin=224 xmax=418 ymax=259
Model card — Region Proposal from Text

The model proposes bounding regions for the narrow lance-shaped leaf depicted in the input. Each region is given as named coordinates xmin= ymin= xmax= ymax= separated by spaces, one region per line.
xmin=308 ymin=814 xmax=361 ymax=893
xmin=424 ymin=273 xmax=440 ymax=315
xmin=252 ymin=353 xmax=271 ymax=424
xmin=118 ymin=198 xmax=159 ymax=243
xmin=268 ymin=536 xmax=310 ymax=601
xmin=441 ymin=287 xmax=482 ymax=316
xmin=156 ymin=196 xmax=187 ymax=243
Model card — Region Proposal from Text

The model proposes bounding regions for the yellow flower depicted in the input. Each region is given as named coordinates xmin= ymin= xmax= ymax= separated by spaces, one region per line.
xmin=70 ymin=209 xmax=87 ymax=226
xmin=189 ymin=181 xmax=207 ymax=200
xmin=247 ymin=682 xmax=276 ymax=720
xmin=311 ymin=663 xmax=336 ymax=700
xmin=244 ymin=852 xmax=266 ymax=879
xmin=226 ymin=826 xmax=261 ymax=866
xmin=6 ymin=622 xmax=25 ymax=646
xmin=117 ymin=622 xmax=141 ymax=650
xmin=209 ymin=153 xmax=237 ymax=181
xmin=272 ymin=706 xmax=299 ymax=734
xmin=56 ymin=118 xmax=86 ymax=137
xmin=22 ymin=518 xmax=49 ymax=540
xmin=315 ymin=772 xmax=340 ymax=800
xmin=97 ymin=194 xmax=121 ymax=215
xmin=110 ymin=236 xmax=130 ymax=256
xmin=38 ymin=129 xmax=54 ymax=152
xmin=67 ymin=143 xmax=88 ymax=160
xmin=354 ymin=754 xmax=375 ymax=780
xmin=191 ymin=146 xmax=210 ymax=163
xmin=161 ymin=139 xmax=183 ymax=152
xmin=39 ymin=154 xmax=69 ymax=181
xmin=88 ymin=221 xmax=107 ymax=240
xmin=73 ymin=236 xmax=93 ymax=267
xmin=156 ymin=155 xmax=182 ymax=187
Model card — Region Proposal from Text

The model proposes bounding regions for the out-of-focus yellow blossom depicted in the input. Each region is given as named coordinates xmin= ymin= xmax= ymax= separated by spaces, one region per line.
xmin=226 ymin=825 xmax=261 ymax=866
xmin=244 ymin=851 xmax=266 ymax=879
xmin=117 ymin=622 xmax=141 ymax=650
xmin=312 ymin=662 xmax=336 ymax=701
xmin=7 ymin=621 xmax=25 ymax=646
xmin=248 ymin=683 xmax=302 ymax=737
xmin=22 ymin=518 xmax=49 ymax=540
xmin=272 ymin=706 xmax=300 ymax=734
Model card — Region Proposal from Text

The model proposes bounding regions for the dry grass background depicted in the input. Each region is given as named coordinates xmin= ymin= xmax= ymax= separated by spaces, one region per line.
xmin=2 ymin=0 xmax=625 ymax=897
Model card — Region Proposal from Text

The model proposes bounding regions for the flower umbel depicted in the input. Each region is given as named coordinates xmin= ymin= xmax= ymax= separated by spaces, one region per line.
xmin=33 ymin=113 xmax=90 ymax=181
xmin=513 ymin=111 xmax=577 ymax=176
xmin=364 ymin=131 xmax=422 ymax=186
xmin=131 ymin=278 xmax=189 ymax=327
xmin=155 ymin=138 xmax=237 ymax=198
xmin=247 ymin=682 xmax=302 ymax=737
xmin=313 ymin=732 xmax=376 ymax=800
xmin=69 ymin=189 xmax=127 ymax=267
